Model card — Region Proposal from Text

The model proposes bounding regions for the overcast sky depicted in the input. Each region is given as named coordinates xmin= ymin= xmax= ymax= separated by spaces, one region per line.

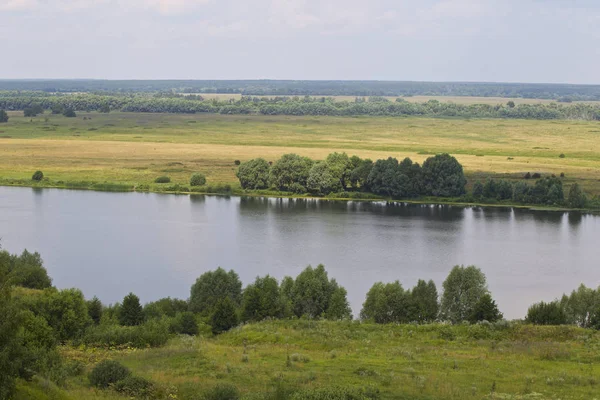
xmin=0 ymin=0 xmax=598 ymax=83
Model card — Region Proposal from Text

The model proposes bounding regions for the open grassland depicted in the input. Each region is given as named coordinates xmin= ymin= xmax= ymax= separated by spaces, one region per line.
xmin=195 ymin=93 xmax=600 ymax=105
xmin=18 ymin=321 xmax=600 ymax=400
xmin=1 ymin=111 xmax=600 ymax=196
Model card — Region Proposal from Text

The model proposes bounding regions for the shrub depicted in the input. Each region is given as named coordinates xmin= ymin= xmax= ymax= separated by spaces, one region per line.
xmin=189 ymin=268 xmax=242 ymax=316
xmin=234 ymin=160 xmax=241 ymax=166
xmin=0 ymin=109 xmax=8 ymax=123
xmin=469 ymin=293 xmax=503 ymax=323
xmin=190 ymin=173 xmax=207 ymax=187
xmin=203 ymin=383 xmax=240 ymax=400
xmin=526 ymin=301 xmax=567 ymax=325
xmin=210 ymin=297 xmax=238 ymax=335
xmin=113 ymin=376 xmax=156 ymax=398
xmin=532 ymin=172 xmax=541 ymax=179
xmin=82 ymin=319 xmax=170 ymax=348
xmin=154 ymin=176 xmax=171 ymax=184
xmin=236 ymin=158 xmax=271 ymax=190
xmin=559 ymin=153 xmax=565 ymax=158
xmin=88 ymin=360 xmax=130 ymax=388
xmin=172 ymin=312 xmax=199 ymax=335
xmin=63 ymin=109 xmax=76 ymax=118
xmin=32 ymin=171 xmax=44 ymax=181
xmin=290 ymin=386 xmax=379 ymax=400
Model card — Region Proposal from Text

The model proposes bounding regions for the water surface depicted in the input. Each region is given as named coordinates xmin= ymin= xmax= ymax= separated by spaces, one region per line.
xmin=1 ymin=186 xmax=598 ymax=319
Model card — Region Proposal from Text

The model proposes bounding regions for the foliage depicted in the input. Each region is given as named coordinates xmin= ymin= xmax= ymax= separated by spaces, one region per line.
xmin=119 ymin=293 xmax=144 ymax=326
xmin=290 ymin=386 xmax=379 ymax=400
xmin=559 ymin=284 xmax=600 ymax=328
xmin=210 ymin=297 xmax=239 ymax=335
xmin=567 ymin=183 xmax=587 ymax=208
xmin=203 ymin=383 xmax=240 ymax=400
xmin=7 ymin=249 xmax=52 ymax=289
xmin=241 ymin=275 xmax=283 ymax=322
xmin=307 ymin=162 xmax=342 ymax=195
xmin=154 ymin=176 xmax=171 ymax=183
xmin=410 ymin=279 xmax=439 ymax=323
xmin=236 ymin=158 xmax=271 ymax=190
xmin=269 ymin=153 xmax=314 ymax=192
xmin=526 ymin=301 xmax=568 ymax=325
xmin=112 ymin=375 xmax=156 ymax=398
xmin=86 ymin=296 xmax=103 ymax=325
xmin=88 ymin=360 xmax=131 ymax=388
xmin=421 ymin=153 xmax=467 ymax=197
xmin=144 ymin=297 xmax=188 ymax=319
xmin=81 ymin=318 xmax=170 ymax=348
xmin=189 ymin=267 xmax=242 ymax=316
xmin=440 ymin=265 xmax=488 ymax=323
xmin=469 ymin=293 xmax=503 ymax=323
xmin=31 ymin=171 xmax=44 ymax=182
xmin=360 ymin=281 xmax=411 ymax=323
xmin=0 ymin=109 xmax=8 ymax=123
xmin=0 ymin=252 xmax=24 ymax=400
xmin=190 ymin=173 xmax=207 ymax=187
xmin=62 ymin=109 xmax=76 ymax=118
xmin=290 ymin=264 xmax=351 ymax=320
xmin=171 ymin=311 xmax=199 ymax=335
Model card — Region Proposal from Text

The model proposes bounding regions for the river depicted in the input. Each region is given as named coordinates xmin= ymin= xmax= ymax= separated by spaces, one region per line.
xmin=1 ymin=186 xmax=598 ymax=319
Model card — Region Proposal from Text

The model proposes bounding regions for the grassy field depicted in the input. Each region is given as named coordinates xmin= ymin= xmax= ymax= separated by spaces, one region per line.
xmin=195 ymin=93 xmax=600 ymax=105
xmin=1 ymin=111 xmax=600 ymax=196
xmin=16 ymin=321 xmax=600 ymax=400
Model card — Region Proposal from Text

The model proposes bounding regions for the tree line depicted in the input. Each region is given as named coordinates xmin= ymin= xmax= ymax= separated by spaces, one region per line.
xmin=238 ymin=153 xmax=467 ymax=198
xmin=1 ymin=80 xmax=600 ymax=101
xmin=1 ymin=91 xmax=599 ymax=120
xmin=2 ymin=246 xmax=600 ymax=399
xmin=237 ymin=152 xmax=590 ymax=208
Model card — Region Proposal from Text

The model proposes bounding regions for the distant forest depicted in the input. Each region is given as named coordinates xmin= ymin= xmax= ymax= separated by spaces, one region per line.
xmin=2 ymin=79 xmax=600 ymax=101
xmin=2 ymin=91 xmax=599 ymax=120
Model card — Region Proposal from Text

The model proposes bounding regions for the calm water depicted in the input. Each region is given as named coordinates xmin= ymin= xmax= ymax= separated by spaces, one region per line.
xmin=1 ymin=186 xmax=598 ymax=319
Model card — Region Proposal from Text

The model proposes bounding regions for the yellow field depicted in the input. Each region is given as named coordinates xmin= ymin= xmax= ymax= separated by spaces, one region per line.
xmin=1 ymin=112 xmax=599 ymax=195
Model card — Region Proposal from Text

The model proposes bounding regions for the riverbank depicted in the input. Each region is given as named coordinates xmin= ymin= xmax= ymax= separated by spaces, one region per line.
xmin=1 ymin=176 xmax=597 ymax=214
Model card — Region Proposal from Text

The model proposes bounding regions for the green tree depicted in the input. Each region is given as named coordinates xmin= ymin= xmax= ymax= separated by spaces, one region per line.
xmin=366 ymin=157 xmax=411 ymax=198
xmin=567 ymin=183 xmax=587 ymax=208
xmin=0 ymin=109 xmax=8 ymax=123
xmin=189 ymin=268 xmax=242 ymax=316
xmin=119 ymin=292 xmax=144 ymax=326
xmin=0 ymin=251 xmax=24 ymax=400
xmin=175 ymin=311 xmax=199 ymax=335
xmin=44 ymin=288 xmax=91 ymax=342
xmin=8 ymin=249 xmax=52 ymax=289
xmin=472 ymin=182 xmax=484 ymax=199
xmin=269 ymin=153 xmax=313 ymax=192
xmin=561 ymin=284 xmax=599 ymax=327
xmin=526 ymin=301 xmax=567 ymax=325
xmin=87 ymin=296 xmax=103 ymax=325
xmin=241 ymin=275 xmax=283 ymax=322
xmin=307 ymin=162 xmax=341 ymax=195
xmin=325 ymin=152 xmax=352 ymax=189
xmin=99 ymin=104 xmax=111 ymax=113
xmin=326 ymin=284 xmax=352 ymax=320
xmin=144 ymin=297 xmax=189 ymax=319
xmin=210 ymin=297 xmax=238 ymax=334
xmin=360 ymin=281 xmax=411 ymax=323
xmin=409 ymin=279 xmax=439 ymax=323
xmin=421 ymin=154 xmax=467 ymax=197
xmin=349 ymin=157 xmax=373 ymax=190
xmin=440 ymin=265 xmax=488 ymax=323
xmin=190 ymin=173 xmax=206 ymax=187
xmin=63 ymin=108 xmax=77 ymax=118
xmin=469 ymin=293 xmax=503 ymax=323
xmin=236 ymin=158 xmax=271 ymax=190
xmin=290 ymin=264 xmax=343 ymax=319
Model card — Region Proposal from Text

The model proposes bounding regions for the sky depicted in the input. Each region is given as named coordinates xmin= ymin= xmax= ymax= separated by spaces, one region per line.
xmin=0 ymin=0 xmax=599 ymax=83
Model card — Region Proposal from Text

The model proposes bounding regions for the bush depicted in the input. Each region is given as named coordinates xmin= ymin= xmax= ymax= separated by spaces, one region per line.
xmin=526 ymin=301 xmax=567 ymax=325
xmin=113 ymin=376 xmax=156 ymax=398
xmin=62 ymin=109 xmax=76 ymax=118
xmin=88 ymin=360 xmax=130 ymax=388
xmin=190 ymin=173 xmax=207 ymax=187
xmin=204 ymin=383 xmax=240 ymax=400
xmin=32 ymin=171 xmax=44 ymax=181
xmin=0 ymin=109 xmax=8 ymax=123
xmin=171 ymin=312 xmax=199 ymax=335
xmin=559 ymin=153 xmax=565 ymax=158
xmin=234 ymin=160 xmax=241 ymax=166
xmin=210 ymin=297 xmax=238 ymax=335
xmin=82 ymin=319 xmax=170 ymax=348
xmin=154 ymin=176 xmax=171 ymax=184
xmin=290 ymin=386 xmax=379 ymax=400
